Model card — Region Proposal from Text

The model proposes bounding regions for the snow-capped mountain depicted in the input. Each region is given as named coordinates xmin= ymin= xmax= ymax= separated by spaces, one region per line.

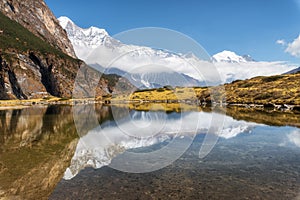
xmin=283 ymin=66 xmax=300 ymax=74
xmin=212 ymin=50 xmax=255 ymax=63
xmin=58 ymin=16 xmax=173 ymax=63
xmin=59 ymin=16 xmax=207 ymax=87
xmin=59 ymin=16 xmax=109 ymax=48
xmin=58 ymin=16 xmax=296 ymax=86
xmin=58 ymin=16 xmax=120 ymax=60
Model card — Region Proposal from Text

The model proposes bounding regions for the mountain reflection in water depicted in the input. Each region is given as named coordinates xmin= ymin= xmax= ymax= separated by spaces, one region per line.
xmin=1 ymin=104 xmax=300 ymax=199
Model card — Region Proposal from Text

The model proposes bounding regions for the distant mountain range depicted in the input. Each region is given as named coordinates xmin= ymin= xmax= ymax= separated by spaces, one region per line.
xmin=283 ymin=67 xmax=300 ymax=75
xmin=59 ymin=16 xmax=208 ymax=88
xmin=58 ymin=16 xmax=255 ymax=65
xmin=59 ymin=16 xmax=296 ymax=87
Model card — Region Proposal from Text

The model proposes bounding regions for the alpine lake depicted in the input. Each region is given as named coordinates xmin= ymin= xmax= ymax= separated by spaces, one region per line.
xmin=1 ymin=103 xmax=300 ymax=200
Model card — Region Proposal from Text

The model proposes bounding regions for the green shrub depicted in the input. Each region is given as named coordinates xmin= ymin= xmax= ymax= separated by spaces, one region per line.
xmin=43 ymin=96 xmax=52 ymax=100
xmin=261 ymin=75 xmax=282 ymax=83
xmin=156 ymin=88 xmax=165 ymax=92
xmin=59 ymin=97 xmax=70 ymax=101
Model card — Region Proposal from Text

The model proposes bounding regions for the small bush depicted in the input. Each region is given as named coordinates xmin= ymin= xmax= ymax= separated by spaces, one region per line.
xmin=156 ymin=88 xmax=165 ymax=92
xmin=253 ymin=93 xmax=272 ymax=100
xmin=43 ymin=96 xmax=52 ymax=100
xmin=163 ymin=85 xmax=173 ymax=90
xmin=239 ymin=82 xmax=254 ymax=88
xmin=59 ymin=97 xmax=70 ymax=101
xmin=262 ymin=75 xmax=282 ymax=83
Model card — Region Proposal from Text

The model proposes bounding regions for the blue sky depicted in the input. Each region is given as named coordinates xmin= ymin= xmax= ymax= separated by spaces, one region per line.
xmin=45 ymin=0 xmax=300 ymax=64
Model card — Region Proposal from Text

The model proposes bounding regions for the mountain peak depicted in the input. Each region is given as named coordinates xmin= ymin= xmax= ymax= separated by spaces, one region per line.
xmin=82 ymin=26 xmax=108 ymax=37
xmin=212 ymin=50 xmax=254 ymax=63
xmin=57 ymin=16 xmax=74 ymax=29
xmin=58 ymin=16 xmax=109 ymax=36
xmin=58 ymin=16 xmax=110 ymax=59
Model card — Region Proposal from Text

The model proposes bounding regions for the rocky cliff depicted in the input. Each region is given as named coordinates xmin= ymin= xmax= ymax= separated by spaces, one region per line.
xmin=0 ymin=8 xmax=82 ymax=99
xmin=0 ymin=0 xmax=76 ymax=58
xmin=0 ymin=7 xmax=134 ymax=100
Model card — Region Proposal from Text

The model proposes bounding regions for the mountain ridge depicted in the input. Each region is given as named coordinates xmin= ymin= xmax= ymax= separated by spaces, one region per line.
xmin=59 ymin=17 xmax=257 ymax=65
xmin=59 ymin=16 xmax=295 ymax=86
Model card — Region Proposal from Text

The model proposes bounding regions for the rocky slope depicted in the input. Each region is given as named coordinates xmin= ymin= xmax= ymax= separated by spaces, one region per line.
xmin=0 ymin=8 xmax=133 ymax=100
xmin=0 ymin=0 xmax=76 ymax=58
xmin=0 ymin=10 xmax=80 ymax=99
xmin=223 ymin=72 xmax=300 ymax=105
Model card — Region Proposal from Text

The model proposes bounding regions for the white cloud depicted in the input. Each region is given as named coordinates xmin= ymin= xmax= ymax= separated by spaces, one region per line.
xmin=285 ymin=35 xmax=300 ymax=57
xmin=276 ymin=39 xmax=286 ymax=46
xmin=214 ymin=61 xmax=295 ymax=83
xmin=86 ymin=46 xmax=296 ymax=85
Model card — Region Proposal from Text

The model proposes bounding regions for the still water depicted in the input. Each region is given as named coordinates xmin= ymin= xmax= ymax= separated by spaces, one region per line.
xmin=1 ymin=104 xmax=300 ymax=199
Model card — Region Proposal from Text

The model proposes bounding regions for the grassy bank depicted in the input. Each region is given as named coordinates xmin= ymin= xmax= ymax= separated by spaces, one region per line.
xmin=111 ymin=73 xmax=300 ymax=106
xmin=0 ymin=97 xmax=100 ymax=107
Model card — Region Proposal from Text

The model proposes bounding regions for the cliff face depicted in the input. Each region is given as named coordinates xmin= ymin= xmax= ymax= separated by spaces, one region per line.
xmin=0 ymin=50 xmax=127 ymax=100
xmin=0 ymin=52 xmax=83 ymax=99
xmin=0 ymin=6 xmax=135 ymax=100
xmin=0 ymin=0 xmax=76 ymax=58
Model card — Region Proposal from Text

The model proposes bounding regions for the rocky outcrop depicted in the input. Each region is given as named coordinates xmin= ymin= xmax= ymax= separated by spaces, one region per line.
xmin=0 ymin=52 xmax=82 ymax=99
xmin=0 ymin=0 xmax=76 ymax=58
xmin=0 ymin=51 xmax=134 ymax=100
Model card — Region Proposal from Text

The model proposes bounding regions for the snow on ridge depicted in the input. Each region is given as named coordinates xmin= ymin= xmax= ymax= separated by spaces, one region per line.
xmin=212 ymin=50 xmax=254 ymax=63
xmin=57 ymin=16 xmax=73 ymax=29
xmin=58 ymin=16 xmax=296 ymax=85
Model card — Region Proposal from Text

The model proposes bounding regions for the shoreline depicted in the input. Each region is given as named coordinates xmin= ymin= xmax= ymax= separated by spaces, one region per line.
xmin=1 ymin=98 xmax=300 ymax=112
xmin=0 ymin=97 xmax=102 ymax=107
xmin=109 ymin=99 xmax=300 ymax=111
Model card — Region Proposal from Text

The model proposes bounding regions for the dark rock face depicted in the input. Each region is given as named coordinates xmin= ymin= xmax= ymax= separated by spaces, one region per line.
xmin=0 ymin=52 xmax=83 ymax=99
xmin=29 ymin=52 xmax=62 ymax=97
xmin=0 ymin=55 xmax=28 ymax=99
xmin=0 ymin=51 xmax=134 ymax=99
xmin=0 ymin=0 xmax=76 ymax=58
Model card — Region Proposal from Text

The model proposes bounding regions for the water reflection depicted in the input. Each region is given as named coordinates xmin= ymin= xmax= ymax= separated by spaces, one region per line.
xmin=286 ymin=130 xmax=300 ymax=147
xmin=65 ymin=108 xmax=263 ymax=179
xmin=225 ymin=106 xmax=300 ymax=128
xmin=0 ymin=105 xmax=80 ymax=199
xmin=1 ymin=104 xmax=300 ymax=199
xmin=0 ymin=104 xmax=113 ymax=200
xmin=52 ymin=125 xmax=300 ymax=200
